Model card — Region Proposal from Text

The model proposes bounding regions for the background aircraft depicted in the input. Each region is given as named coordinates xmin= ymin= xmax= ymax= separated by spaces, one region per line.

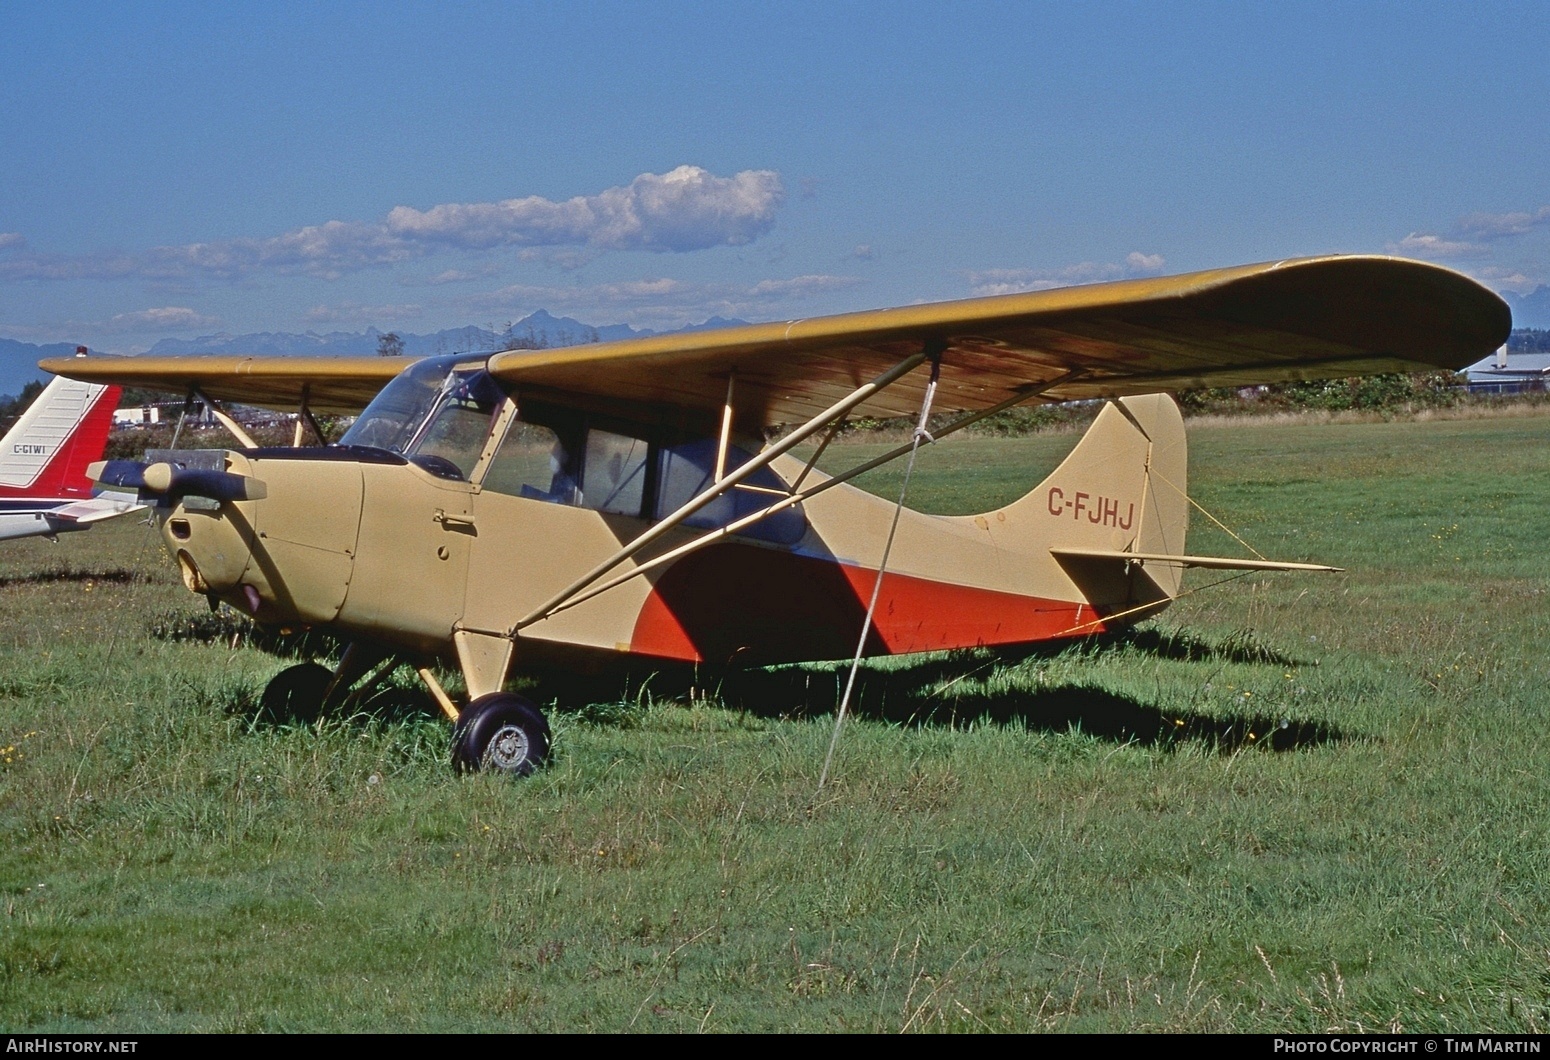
xmin=0 ymin=361 xmax=141 ymax=542
xmin=51 ymin=256 xmax=1511 ymax=775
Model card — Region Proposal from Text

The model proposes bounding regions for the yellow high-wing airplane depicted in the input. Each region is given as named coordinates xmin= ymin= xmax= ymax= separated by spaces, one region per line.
xmin=45 ymin=255 xmax=1509 ymax=776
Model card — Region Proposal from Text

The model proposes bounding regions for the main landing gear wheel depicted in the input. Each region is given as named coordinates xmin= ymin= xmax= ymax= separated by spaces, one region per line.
xmin=451 ymin=693 xmax=551 ymax=777
xmin=259 ymin=661 xmax=333 ymax=723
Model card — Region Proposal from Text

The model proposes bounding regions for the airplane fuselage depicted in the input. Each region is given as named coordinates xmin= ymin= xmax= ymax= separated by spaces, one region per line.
xmin=154 ymin=384 xmax=1190 ymax=683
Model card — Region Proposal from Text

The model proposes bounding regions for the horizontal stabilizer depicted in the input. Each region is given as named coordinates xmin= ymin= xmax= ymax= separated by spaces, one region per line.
xmin=1050 ymin=547 xmax=1343 ymax=573
xmin=47 ymin=492 xmax=145 ymax=524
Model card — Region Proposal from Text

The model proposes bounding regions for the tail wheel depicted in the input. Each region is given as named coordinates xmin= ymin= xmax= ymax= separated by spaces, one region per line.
xmin=451 ymin=693 xmax=551 ymax=776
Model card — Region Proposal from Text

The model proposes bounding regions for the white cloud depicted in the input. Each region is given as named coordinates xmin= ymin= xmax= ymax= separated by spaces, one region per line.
xmin=514 ymin=247 xmax=599 ymax=271
xmin=305 ymin=302 xmax=424 ymax=325
xmin=966 ymin=253 xmax=1166 ymax=297
xmin=385 ymin=166 xmax=782 ymax=254
xmin=465 ymin=273 xmax=863 ymax=329
xmin=1454 ymin=206 xmax=1550 ymax=241
xmin=1474 ymin=266 xmax=1544 ymax=296
xmin=399 ymin=266 xmax=501 ymax=287
xmin=105 ymin=306 xmax=221 ymax=332
xmin=0 ymin=167 xmax=784 ymax=285
xmin=844 ymin=244 xmax=875 ymax=262
xmin=1388 ymin=204 xmax=1550 ymax=268
xmin=0 ymin=251 xmax=140 ymax=281
xmin=1387 ymin=233 xmax=1489 ymax=259
xmin=0 ymin=233 xmax=25 ymax=251
xmin=748 ymin=275 xmax=863 ymax=298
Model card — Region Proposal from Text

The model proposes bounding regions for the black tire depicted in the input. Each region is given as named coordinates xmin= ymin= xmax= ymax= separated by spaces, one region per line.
xmin=259 ymin=661 xmax=333 ymax=723
xmin=450 ymin=693 xmax=551 ymax=776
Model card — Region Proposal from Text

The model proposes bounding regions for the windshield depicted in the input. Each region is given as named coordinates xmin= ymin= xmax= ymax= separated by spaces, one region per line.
xmin=339 ymin=354 xmax=487 ymax=455
xmin=406 ymin=368 xmax=506 ymax=480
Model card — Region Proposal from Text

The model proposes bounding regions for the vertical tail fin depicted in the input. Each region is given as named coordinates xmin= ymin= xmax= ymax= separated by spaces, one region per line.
xmin=1002 ymin=392 xmax=1190 ymax=616
xmin=0 ymin=376 xmax=121 ymax=499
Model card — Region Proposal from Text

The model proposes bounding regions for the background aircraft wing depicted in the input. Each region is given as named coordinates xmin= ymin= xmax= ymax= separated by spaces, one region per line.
xmin=33 ymin=356 xmax=405 ymax=416
xmin=485 ymin=255 xmax=1511 ymax=426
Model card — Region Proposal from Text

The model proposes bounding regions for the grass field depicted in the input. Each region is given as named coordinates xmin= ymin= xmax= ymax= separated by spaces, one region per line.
xmin=2 ymin=410 xmax=1549 ymax=1032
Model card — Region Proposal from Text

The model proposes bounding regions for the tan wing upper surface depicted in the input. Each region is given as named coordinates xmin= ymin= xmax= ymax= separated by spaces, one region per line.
xmin=489 ymin=256 xmax=1509 ymax=425
xmin=34 ymin=355 xmax=406 ymax=416
xmin=42 ymin=256 xmax=1509 ymax=425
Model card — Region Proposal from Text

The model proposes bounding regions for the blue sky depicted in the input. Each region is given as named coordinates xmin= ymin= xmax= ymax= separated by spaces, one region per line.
xmin=2 ymin=1 xmax=1548 ymax=351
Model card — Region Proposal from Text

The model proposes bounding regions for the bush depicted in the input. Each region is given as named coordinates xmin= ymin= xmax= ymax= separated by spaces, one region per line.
xmin=1176 ymin=371 xmax=1467 ymax=418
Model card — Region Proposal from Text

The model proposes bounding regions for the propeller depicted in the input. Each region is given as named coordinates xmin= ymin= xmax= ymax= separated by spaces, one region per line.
xmin=88 ymin=459 xmax=267 ymax=503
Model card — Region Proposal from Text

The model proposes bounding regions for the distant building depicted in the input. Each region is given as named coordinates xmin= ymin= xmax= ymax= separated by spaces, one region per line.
xmin=1463 ymin=346 xmax=1550 ymax=394
xmin=110 ymin=401 xmax=219 ymax=428
xmin=112 ymin=405 xmax=160 ymax=427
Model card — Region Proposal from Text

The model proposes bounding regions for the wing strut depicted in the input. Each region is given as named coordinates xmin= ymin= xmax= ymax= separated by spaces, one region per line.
xmin=291 ymin=384 xmax=327 ymax=446
xmin=515 ymin=367 xmax=1084 ymax=629
xmin=191 ymin=386 xmax=259 ymax=450
xmin=511 ymin=348 xmax=931 ymax=631
xmin=714 ymin=371 xmax=735 ymax=483
xmin=292 ymin=384 xmax=308 ymax=446
xmin=169 ymin=391 xmax=194 ymax=449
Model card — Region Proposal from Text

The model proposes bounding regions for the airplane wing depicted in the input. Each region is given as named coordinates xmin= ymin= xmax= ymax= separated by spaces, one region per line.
xmin=39 ymin=256 xmax=1509 ymax=426
xmin=485 ymin=255 xmax=1510 ymax=425
xmin=33 ymin=356 xmax=405 ymax=416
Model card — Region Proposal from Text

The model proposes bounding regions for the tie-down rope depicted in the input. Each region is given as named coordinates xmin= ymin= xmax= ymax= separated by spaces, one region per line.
xmin=816 ymin=357 xmax=941 ymax=794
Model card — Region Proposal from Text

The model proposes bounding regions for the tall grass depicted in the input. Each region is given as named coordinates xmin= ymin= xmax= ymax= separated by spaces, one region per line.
xmin=1 ymin=411 xmax=1548 ymax=1031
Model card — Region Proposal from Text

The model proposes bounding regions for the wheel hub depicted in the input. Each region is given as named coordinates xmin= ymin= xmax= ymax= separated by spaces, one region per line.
xmin=486 ymin=723 xmax=531 ymax=772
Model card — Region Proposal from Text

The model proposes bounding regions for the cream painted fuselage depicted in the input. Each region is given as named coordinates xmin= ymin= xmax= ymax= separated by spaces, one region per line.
xmin=157 ymin=392 xmax=1188 ymax=694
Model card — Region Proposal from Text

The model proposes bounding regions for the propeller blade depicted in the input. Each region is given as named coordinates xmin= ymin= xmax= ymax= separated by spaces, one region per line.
xmin=86 ymin=459 xmax=265 ymax=502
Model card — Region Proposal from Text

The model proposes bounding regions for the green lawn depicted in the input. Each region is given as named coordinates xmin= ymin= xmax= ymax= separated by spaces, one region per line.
xmin=2 ymin=410 xmax=1548 ymax=1031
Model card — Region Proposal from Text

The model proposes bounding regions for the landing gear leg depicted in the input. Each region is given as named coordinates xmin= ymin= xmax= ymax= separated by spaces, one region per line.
xmin=259 ymin=641 xmax=393 ymax=723
xmin=439 ymin=630 xmax=549 ymax=776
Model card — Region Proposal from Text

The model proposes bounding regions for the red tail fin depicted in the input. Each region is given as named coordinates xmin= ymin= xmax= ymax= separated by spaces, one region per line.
xmin=0 ymin=377 xmax=121 ymax=500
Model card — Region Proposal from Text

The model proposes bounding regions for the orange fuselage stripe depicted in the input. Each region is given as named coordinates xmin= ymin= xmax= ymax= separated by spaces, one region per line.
xmin=629 ymin=544 xmax=1103 ymax=665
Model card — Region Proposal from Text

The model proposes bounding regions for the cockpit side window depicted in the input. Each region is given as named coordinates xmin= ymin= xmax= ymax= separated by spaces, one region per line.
xmin=483 ymin=401 xmax=804 ymax=544
xmin=485 ymin=401 xmax=649 ymax=516
xmin=582 ymin=429 xmax=649 ymax=517
xmin=412 ymin=402 xmax=493 ymax=480
xmin=483 ymin=419 xmax=579 ymax=503
xmin=656 ymin=440 xmax=807 ymax=545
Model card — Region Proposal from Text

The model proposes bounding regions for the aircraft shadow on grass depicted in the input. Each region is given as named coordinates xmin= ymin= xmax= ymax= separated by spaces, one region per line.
xmin=722 ymin=671 xmax=1341 ymax=753
xmin=152 ymin=609 xmax=1342 ymax=752
xmin=0 ymin=565 xmax=150 ymax=589
xmin=529 ymin=628 xmax=1343 ymax=753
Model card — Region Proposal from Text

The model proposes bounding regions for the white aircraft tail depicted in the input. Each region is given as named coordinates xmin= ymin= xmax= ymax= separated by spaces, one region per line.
xmin=0 ymin=374 xmax=120 ymax=496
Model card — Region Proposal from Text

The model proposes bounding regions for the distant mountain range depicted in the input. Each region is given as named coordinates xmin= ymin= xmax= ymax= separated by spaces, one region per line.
xmin=0 ymin=310 xmax=749 ymax=400
xmin=0 ymin=339 xmax=91 ymax=402
xmin=1504 ymin=286 xmax=1550 ymax=330
xmin=137 ymin=310 xmax=665 ymax=358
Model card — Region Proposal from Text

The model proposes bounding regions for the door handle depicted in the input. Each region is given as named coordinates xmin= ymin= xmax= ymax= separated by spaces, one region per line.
xmin=434 ymin=509 xmax=476 ymax=531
